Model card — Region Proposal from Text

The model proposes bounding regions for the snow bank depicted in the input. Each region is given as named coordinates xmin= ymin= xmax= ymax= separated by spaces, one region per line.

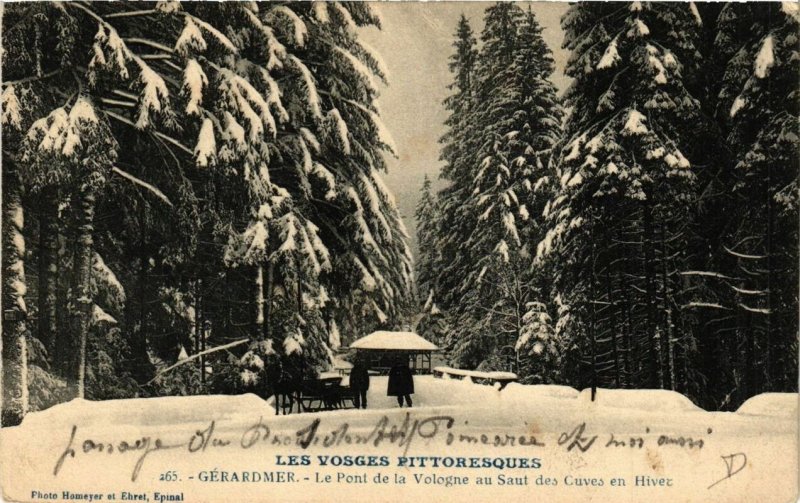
xmin=20 ymin=393 xmax=275 ymax=429
xmin=502 ymin=383 xmax=580 ymax=400
xmin=737 ymin=393 xmax=798 ymax=418
xmin=578 ymin=387 xmax=704 ymax=413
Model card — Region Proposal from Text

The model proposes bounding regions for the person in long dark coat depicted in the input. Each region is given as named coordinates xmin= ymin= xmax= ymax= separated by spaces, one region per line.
xmin=349 ymin=358 xmax=370 ymax=409
xmin=387 ymin=358 xmax=414 ymax=407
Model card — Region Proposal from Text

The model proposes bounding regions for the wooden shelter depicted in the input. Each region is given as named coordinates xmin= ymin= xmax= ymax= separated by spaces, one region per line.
xmin=349 ymin=331 xmax=439 ymax=374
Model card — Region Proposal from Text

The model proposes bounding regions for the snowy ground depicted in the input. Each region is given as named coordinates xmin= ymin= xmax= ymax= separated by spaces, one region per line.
xmin=1 ymin=377 xmax=797 ymax=502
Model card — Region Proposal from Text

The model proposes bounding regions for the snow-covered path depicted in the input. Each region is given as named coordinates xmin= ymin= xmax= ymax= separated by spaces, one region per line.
xmin=1 ymin=378 xmax=796 ymax=502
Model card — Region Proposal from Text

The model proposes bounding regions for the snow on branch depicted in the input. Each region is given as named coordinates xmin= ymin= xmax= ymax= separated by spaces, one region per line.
xmin=146 ymin=338 xmax=249 ymax=384
xmin=730 ymin=96 xmax=746 ymax=118
xmin=332 ymin=45 xmax=377 ymax=93
xmin=680 ymin=270 xmax=737 ymax=280
xmin=723 ymin=246 xmax=766 ymax=260
xmin=288 ymin=55 xmax=322 ymax=120
xmin=1 ymin=86 xmax=23 ymax=129
xmin=597 ymin=36 xmax=620 ymax=70
xmin=91 ymin=252 xmax=126 ymax=308
xmin=313 ymin=3 xmax=330 ymax=23
xmin=183 ymin=14 xmax=237 ymax=53
xmin=326 ymin=108 xmax=351 ymax=155
xmin=754 ymin=35 xmax=774 ymax=79
xmin=183 ymin=58 xmax=208 ymax=116
xmin=267 ymin=5 xmax=308 ymax=47
xmin=92 ymin=304 xmax=117 ymax=325
xmin=216 ymin=67 xmax=277 ymax=139
xmin=730 ymin=285 xmax=768 ymax=296
xmin=175 ymin=17 xmax=208 ymax=57
xmin=104 ymin=9 xmax=159 ymax=19
xmin=321 ymin=91 xmax=397 ymax=153
xmin=111 ymin=167 xmax=173 ymax=206
xmin=133 ymin=56 xmax=171 ymax=129
xmin=25 ymin=97 xmax=100 ymax=158
xmin=332 ymin=3 xmax=358 ymax=33
xmin=312 ymin=162 xmax=337 ymax=200
xmin=623 ymin=109 xmax=648 ymax=135
xmin=105 ymin=110 xmax=192 ymax=155
xmin=683 ymin=302 xmax=731 ymax=310
xmin=243 ymin=9 xmax=287 ymax=70
xmin=194 ymin=118 xmax=216 ymax=168
xmin=739 ymin=304 xmax=771 ymax=315
xmin=88 ymin=23 xmax=133 ymax=82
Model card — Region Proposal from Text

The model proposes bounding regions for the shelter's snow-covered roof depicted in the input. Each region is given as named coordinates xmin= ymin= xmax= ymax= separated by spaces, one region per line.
xmin=350 ymin=330 xmax=438 ymax=351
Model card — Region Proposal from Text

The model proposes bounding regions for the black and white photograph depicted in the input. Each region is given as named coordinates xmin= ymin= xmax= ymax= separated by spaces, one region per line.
xmin=0 ymin=2 xmax=797 ymax=502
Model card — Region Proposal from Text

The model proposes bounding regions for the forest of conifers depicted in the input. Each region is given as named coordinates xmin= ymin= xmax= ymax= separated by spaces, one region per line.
xmin=414 ymin=2 xmax=798 ymax=412
xmin=2 ymin=2 xmax=414 ymax=425
xmin=0 ymin=2 xmax=797 ymax=426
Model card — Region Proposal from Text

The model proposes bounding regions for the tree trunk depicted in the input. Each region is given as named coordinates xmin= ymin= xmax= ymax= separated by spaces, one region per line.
xmin=660 ymin=221 xmax=676 ymax=390
xmin=2 ymin=166 xmax=28 ymax=426
xmin=589 ymin=238 xmax=598 ymax=400
xmin=55 ymin=218 xmax=73 ymax=377
xmin=764 ymin=167 xmax=774 ymax=390
xmin=38 ymin=189 xmax=60 ymax=358
xmin=606 ymin=268 xmax=621 ymax=388
xmin=195 ymin=279 xmax=205 ymax=387
xmin=194 ymin=279 xmax=202 ymax=357
xmin=263 ymin=260 xmax=274 ymax=341
xmin=255 ymin=265 xmax=264 ymax=340
xmin=620 ymin=271 xmax=633 ymax=387
xmin=296 ymin=274 xmax=303 ymax=316
xmin=73 ymin=187 xmax=96 ymax=399
xmin=130 ymin=203 xmax=153 ymax=384
xmin=642 ymin=203 xmax=662 ymax=389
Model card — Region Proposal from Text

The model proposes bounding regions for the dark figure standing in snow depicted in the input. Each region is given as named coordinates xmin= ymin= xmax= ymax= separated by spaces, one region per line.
xmin=349 ymin=358 xmax=370 ymax=409
xmin=388 ymin=359 xmax=414 ymax=407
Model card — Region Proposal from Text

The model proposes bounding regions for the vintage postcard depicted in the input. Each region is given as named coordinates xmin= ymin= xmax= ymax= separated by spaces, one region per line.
xmin=1 ymin=1 xmax=798 ymax=502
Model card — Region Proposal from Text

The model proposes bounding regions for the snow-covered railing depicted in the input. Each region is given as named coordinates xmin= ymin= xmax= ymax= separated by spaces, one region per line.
xmin=433 ymin=366 xmax=518 ymax=389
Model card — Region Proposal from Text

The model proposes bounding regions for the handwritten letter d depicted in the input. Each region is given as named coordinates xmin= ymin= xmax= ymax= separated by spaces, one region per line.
xmin=708 ymin=452 xmax=747 ymax=489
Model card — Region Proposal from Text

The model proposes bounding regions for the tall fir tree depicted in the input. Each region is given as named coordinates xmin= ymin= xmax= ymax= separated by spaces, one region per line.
xmin=689 ymin=2 xmax=800 ymax=407
xmin=542 ymin=2 xmax=707 ymax=391
xmin=430 ymin=5 xmax=563 ymax=376
xmin=415 ymin=175 xmax=438 ymax=302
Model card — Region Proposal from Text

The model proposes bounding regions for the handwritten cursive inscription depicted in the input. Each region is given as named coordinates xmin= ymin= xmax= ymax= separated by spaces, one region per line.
xmin=54 ymin=425 xmax=183 ymax=482
xmin=52 ymin=415 xmax=713 ymax=483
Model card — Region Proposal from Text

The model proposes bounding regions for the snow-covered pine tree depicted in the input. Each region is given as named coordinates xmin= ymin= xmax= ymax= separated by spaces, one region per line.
xmin=415 ymin=175 xmax=438 ymax=303
xmin=414 ymin=173 xmax=451 ymax=353
xmin=2 ymin=1 xmax=185 ymax=397
xmin=516 ymin=301 xmax=562 ymax=384
xmin=542 ymin=2 xmax=706 ymax=391
xmin=1 ymin=144 xmax=29 ymax=427
xmin=20 ymin=97 xmax=119 ymax=399
xmin=464 ymin=7 xmax=562 ymax=374
xmin=416 ymin=289 xmax=449 ymax=348
xmin=2 ymin=2 xmax=81 ymax=418
xmin=435 ymin=5 xmax=562 ymax=373
xmin=282 ymin=3 xmax=414 ymax=346
xmin=435 ymin=14 xmax=480 ymax=321
xmin=710 ymin=3 xmax=799 ymax=402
